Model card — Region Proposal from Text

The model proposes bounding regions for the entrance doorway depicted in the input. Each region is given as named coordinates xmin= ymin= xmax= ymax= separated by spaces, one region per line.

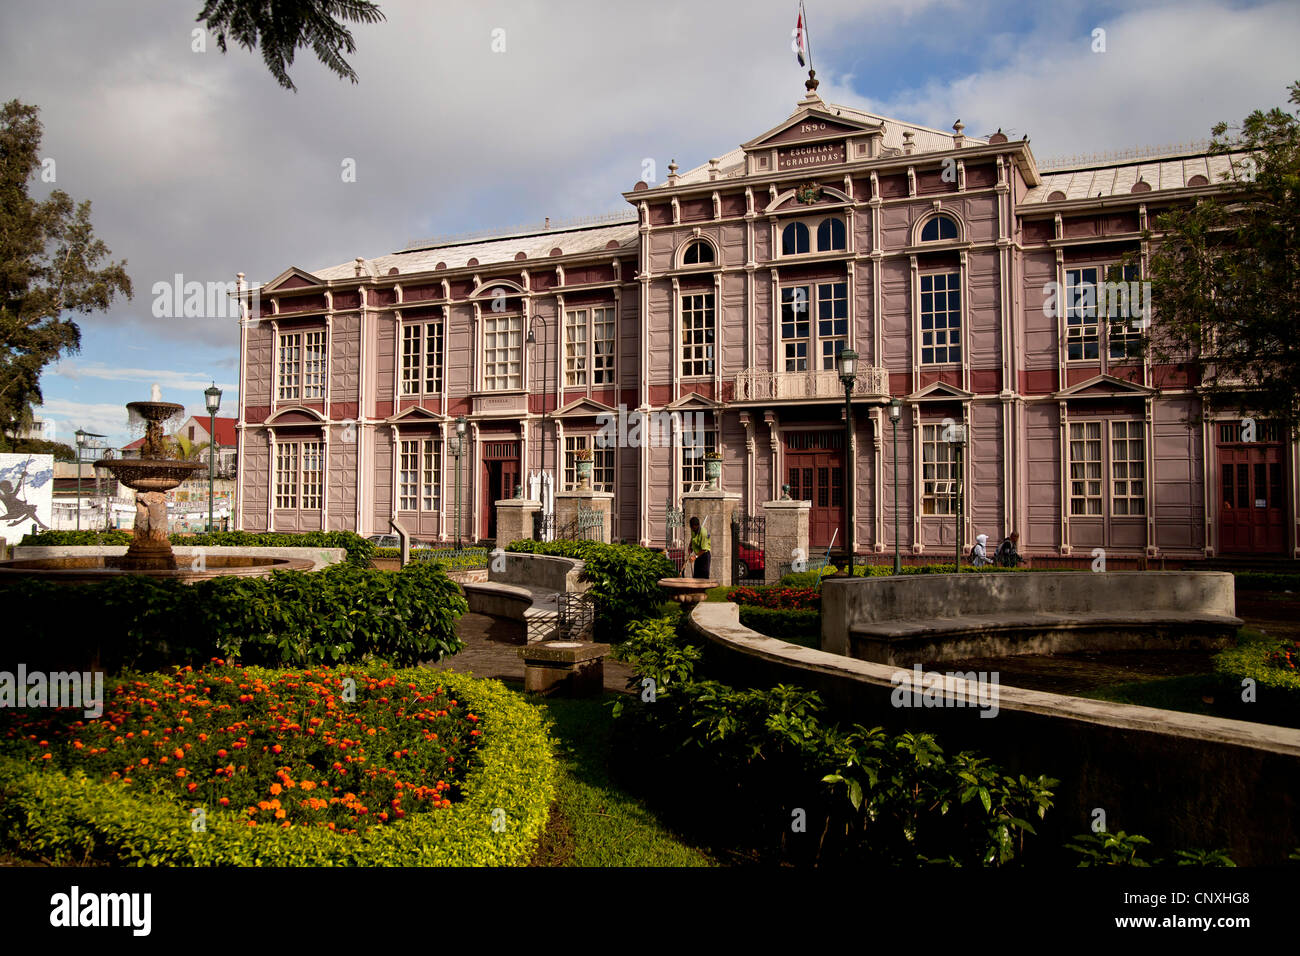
xmin=1216 ymin=421 xmax=1286 ymax=555
xmin=785 ymin=430 xmax=845 ymax=548
xmin=481 ymin=440 xmax=520 ymax=542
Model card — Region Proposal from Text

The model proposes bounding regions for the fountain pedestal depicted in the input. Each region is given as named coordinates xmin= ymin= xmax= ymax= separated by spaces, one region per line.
xmin=125 ymin=491 xmax=180 ymax=570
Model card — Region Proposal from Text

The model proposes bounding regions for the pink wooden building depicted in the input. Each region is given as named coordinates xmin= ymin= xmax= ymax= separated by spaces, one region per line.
xmin=235 ymin=79 xmax=1297 ymax=560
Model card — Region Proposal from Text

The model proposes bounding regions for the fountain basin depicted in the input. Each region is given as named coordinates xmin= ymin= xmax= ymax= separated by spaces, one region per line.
xmin=0 ymin=554 xmax=313 ymax=584
xmin=658 ymin=577 xmax=719 ymax=605
xmin=98 ymin=457 xmax=205 ymax=492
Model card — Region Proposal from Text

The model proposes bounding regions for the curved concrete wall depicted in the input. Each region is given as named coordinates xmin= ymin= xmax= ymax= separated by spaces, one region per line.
xmin=690 ymin=601 xmax=1300 ymax=865
xmin=14 ymin=545 xmax=346 ymax=572
xmin=489 ymin=552 xmax=587 ymax=593
xmin=822 ymin=571 xmax=1240 ymax=663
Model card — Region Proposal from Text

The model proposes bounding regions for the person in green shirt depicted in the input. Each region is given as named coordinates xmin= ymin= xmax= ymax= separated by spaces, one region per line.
xmin=687 ymin=516 xmax=711 ymax=578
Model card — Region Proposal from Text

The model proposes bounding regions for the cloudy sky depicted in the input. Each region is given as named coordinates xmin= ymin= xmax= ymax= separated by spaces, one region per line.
xmin=2 ymin=0 xmax=1296 ymax=449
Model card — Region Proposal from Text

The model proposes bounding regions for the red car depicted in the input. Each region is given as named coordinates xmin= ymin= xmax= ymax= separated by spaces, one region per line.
xmin=736 ymin=542 xmax=764 ymax=579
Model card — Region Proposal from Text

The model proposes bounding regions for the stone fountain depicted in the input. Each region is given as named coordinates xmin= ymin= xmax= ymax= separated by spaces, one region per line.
xmin=0 ymin=388 xmax=312 ymax=582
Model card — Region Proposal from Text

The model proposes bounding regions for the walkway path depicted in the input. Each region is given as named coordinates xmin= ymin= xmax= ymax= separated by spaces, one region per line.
xmin=428 ymin=612 xmax=636 ymax=694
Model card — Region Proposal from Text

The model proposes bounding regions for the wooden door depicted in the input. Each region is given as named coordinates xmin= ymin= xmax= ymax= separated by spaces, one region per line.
xmin=1217 ymin=423 xmax=1286 ymax=554
xmin=785 ymin=431 xmax=845 ymax=549
xmin=481 ymin=441 xmax=520 ymax=543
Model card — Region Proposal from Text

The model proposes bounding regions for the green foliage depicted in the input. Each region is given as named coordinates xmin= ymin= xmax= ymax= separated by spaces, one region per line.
xmin=1144 ymin=81 xmax=1300 ymax=432
xmin=0 ymin=562 xmax=467 ymax=672
xmin=1213 ymin=629 xmax=1300 ymax=711
xmin=21 ymin=529 xmax=377 ymax=567
xmin=0 ymin=669 xmax=555 ymax=866
xmin=0 ymin=436 xmax=75 ymax=459
xmin=736 ymin=606 xmax=821 ymax=644
xmin=196 ymin=0 xmax=387 ymax=92
xmin=0 ymin=100 xmax=132 ymax=446
xmin=1065 ymin=830 xmax=1155 ymax=866
xmin=777 ymin=562 xmax=1040 ymax=587
xmin=611 ymin=609 xmax=1056 ymax=866
xmin=507 ymin=539 xmax=674 ymax=640
xmin=1230 ymin=571 xmax=1300 ymax=592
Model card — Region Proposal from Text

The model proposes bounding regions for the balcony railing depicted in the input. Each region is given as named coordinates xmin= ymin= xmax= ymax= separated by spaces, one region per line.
xmin=731 ymin=366 xmax=890 ymax=402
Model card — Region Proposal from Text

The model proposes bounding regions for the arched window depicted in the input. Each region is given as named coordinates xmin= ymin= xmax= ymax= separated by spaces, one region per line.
xmin=782 ymin=222 xmax=810 ymax=255
xmin=816 ymin=218 xmax=846 ymax=251
xmin=682 ymin=240 xmax=714 ymax=266
xmin=920 ymin=215 xmax=959 ymax=242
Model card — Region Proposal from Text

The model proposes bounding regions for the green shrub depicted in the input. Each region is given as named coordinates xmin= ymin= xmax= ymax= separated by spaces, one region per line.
xmin=610 ymin=609 xmax=1057 ymax=866
xmin=506 ymin=540 xmax=674 ymax=640
xmin=1213 ymin=630 xmax=1300 ymax=716
xmin=0 ymin=668 xmax=555 ymax=866
xmin=736 ymin=606 xmax=821 ymax=643
xmin=0 ymin=562 xmax=467 ymax=672
xmin=20 ymin=529 xmax=377 ymax=567
xmin=1230 ymin=571 xmax=1300 ymax=592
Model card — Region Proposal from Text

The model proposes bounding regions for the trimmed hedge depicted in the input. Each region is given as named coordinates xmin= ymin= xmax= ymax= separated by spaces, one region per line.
xmin=506 ymin=539 xmax=674 ymax=640
xmin=1213 ymin=630 xmax=1300 ymax=719
xmin=0 ymin=562 xmax=467 ymax=673
xmin=0 ymin=669 xmax=555 ymax=866
xmin=736 ymin=606 xmax=821 ymax=644
xmin=20 ymin=529 xmax=377 ymax=568
xmin=779 ymin=563 xmax=1054 ymax=587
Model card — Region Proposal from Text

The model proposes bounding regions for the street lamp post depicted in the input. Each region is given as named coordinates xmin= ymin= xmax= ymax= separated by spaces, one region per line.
xmin=205 ymin=383 xmax=222 ymax=533
xmin=946 ymin=422 xmax=966 ymax=573
xmin=75 ymin=429 xmax=86 ymax=531
xmin=450 ymin=415 xmax=467 ymax=549
xmin=889 ymin=397 xmax=902 ymax=575
xmin=836 ymin=349 xmax=858 ymax=574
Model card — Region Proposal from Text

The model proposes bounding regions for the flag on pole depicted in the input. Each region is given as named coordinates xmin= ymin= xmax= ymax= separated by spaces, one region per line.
xmin=794 ymin=5 xmax=808 ymax=67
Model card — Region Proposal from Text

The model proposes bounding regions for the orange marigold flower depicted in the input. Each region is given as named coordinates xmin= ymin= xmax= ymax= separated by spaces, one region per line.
xmin=270 ymin=783 xmax=282 ymax=795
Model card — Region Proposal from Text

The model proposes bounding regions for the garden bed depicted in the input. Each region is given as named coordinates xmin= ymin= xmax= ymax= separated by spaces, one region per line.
xmin=0 ymin=663 xmax=554 ymax=866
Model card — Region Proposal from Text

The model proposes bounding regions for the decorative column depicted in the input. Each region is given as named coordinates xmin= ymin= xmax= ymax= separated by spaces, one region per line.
xmin=682 ymin=488 xmax=741 ymax=585
xmin=762 ymin=497 xmax=811 ymax=585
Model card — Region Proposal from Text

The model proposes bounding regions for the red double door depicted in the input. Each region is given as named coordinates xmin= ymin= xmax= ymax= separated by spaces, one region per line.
xmin=481 ymin=441 xmax=520 ymax=542
xmin=1217 ymin=429 xmax=1286 ymax=554
xmin=786 ymin=431 xmax=845 ymax=549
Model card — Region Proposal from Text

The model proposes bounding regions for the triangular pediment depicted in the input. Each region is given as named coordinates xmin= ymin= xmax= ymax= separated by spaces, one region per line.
xmin=386 ymin=405 xmax=444 ymax=424
xmin=554 ymin=397 xmax=617 ymax=418
xmin=909 ymin=381 xmax=974 ymax=402
xmin=264 ymin=267 xmax=324 ymax=292
xmin=665 ymin=391 xmax=722 ymax=410
xmin=1055 ymin=374 xmax=1154 ymax=399
xmin=741 ymin=107 xmax=881 ymax=152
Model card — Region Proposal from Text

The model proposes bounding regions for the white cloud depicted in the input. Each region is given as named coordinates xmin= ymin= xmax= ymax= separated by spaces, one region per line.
xmin=50 ymin=362 xmax=237 ymax=399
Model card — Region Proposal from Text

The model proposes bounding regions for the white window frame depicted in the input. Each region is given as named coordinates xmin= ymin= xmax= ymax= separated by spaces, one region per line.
xmin=1068 ymin=421 xmax=1103 ymax=516
xmin=564 ymin=305 xmax=616 ymax=388
xmin=563 ymin=434 xmax=614 ymax=492
xmin=398 ymin=437 xmax=442 ymax=513
xmin=274 ymin=440 xmax=324 ymax=511
xmin=1109 ymin=420 xmax=1145 ymax=516
xmin=482 ymin=313 xmax=522 ymax=390
xmin=400 ymin=321 xmax=445 ymax=396
xmin=920 ymin=423 xmax=958 ymax=515
xmin=277 ymin=330 xmax=327 ymax=401
xmin=680 ymin=292 xmax=715 ymax=378
xmin=919 ymin=271 xmax=961 ymax=366
xmin=680 ymin=429 xmax=718 ymax=491
xmin=780 ymin=215 xmax=847 ymax=258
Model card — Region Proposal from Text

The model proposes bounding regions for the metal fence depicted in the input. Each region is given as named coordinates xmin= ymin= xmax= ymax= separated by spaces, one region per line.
xmin=557 ymin=592 xmax=596 ymax=641
xmin=731 ymin=513 xmax=766 ymax=587
xmin=552 ymin=506 xmax=604 ymax=543
xmin=409 ymin=547 xmax=490 ymax=570
xmin=532 ymin=511 xmax=555 ymax=541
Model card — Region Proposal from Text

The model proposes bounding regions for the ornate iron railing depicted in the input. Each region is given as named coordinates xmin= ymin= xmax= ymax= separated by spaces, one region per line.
xmin=731 ymin=366 xmax=889 ymax=402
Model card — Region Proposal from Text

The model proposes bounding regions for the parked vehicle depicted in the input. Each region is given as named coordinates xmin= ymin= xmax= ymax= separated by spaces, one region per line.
xmin=736 ymin=542 xmax=765 ymax=579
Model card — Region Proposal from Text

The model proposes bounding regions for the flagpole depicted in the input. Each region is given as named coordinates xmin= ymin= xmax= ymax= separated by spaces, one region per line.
xmin=802 ymin=1 xmax=815 ymax=72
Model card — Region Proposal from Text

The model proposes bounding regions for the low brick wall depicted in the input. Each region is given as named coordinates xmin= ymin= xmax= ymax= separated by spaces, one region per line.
xmin=690 ymin=601 xmax=1300 ymax=865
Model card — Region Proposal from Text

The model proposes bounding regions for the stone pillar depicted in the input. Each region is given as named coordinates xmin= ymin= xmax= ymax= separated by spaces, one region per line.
xmin=681 ymin=489 xmax=741 ymax=584
xmin=554 ymin=489 xmax=615 ymax=543
xmin=495 ymin=498 xmax=541 ymax=548
xmin=762 ymin=498 xmax=811 ymax=585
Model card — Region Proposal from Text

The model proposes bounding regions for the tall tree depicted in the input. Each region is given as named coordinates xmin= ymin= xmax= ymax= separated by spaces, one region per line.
xmin=197 ymin=0 xmax=386 ymax=92
xmin=1145 ymin=81 xmax=1300 ymax=435
xmin=0 ymin=100 xmax=132 ymax=451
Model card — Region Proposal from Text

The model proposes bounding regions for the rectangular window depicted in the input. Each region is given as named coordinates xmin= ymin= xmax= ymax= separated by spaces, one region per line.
xmin=564 ymin=309 xmax=588 ymax=386
xmin=818 ymin=281 xmax=848 ymax=369
xmin=1069 ymin=421 xmax=1103 ymax=515
xmin=920 ymin=273 xmax=961 ymax=364
xmin=400 ymin=438 xmax=441 ymax=512
xmin=781 ymin=286 xmax=810 ymax=372
xmin=401 ymin=322 xmax=444 ymax=395
xmin=300 ymin=442 xmax=323 ymax=510
xmin=401 ymin=325 xmax=422 ymax=396
xmin=592 ymin=306 xmax=615 ymax=385
xmin=425 ymin=320 xmax=443 ymax=393
xmin=563 ymin=435 xmax=613 ymax=492
xmin=275 ymin=443 xmax=299 ymax=509
xmin=1105 ymin=264 xmax=1143 ymax=361
xmin=277 ymin=333 xmax=301 ymax=400
xmin=483 ymin=314 xmax=522 ymax=390
xmin=681 ymin=430 xmax=718 ymax=490
xmin=1066 ymin=268 xmax=1101 ymax=361
xmin=304 ymin=331 xmax=326 ymax=399
xmin=921 ymin=423 xmax=958 ymax=515
xmin=1110 ymin=420 xmax=1145 ymax=515
xmin=681 ymin=293 xmax=716 ymax=377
